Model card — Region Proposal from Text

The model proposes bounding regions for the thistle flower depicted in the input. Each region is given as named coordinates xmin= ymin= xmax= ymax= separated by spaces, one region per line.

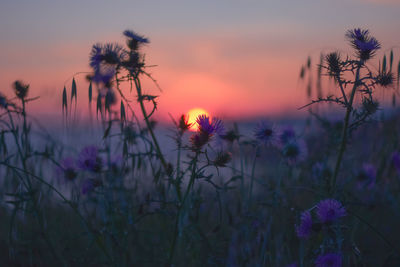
xmin=13 ymin=80 xmax=29 ymax=100
xmin=254 ymin=121 xmax=278 ymax=146
xmin=77 ymin=146 xmax=103 ymax=173
xmin=281 ymin=139 xmax=307 ymax=165
xmin=356 ymin=163 xmax=376 ymax=189
xmin=191 ymin=115 xmax=224 ymax=150
xmin=279 ymin=126 xmax=296 ymax=146
xmin=81 ymin=178 xmax=102 ymax=195
xmin=316 ymin=199 xmax=346 ymax=224
xmin=177 ymin=114 xmax=192 ymax=133
xmin=376 ymin=70 xmax=394 ymax=87
xmin=220 ymin=129 xmax=240 ymax=143
xmin=212 ymin=151 xmax=232 ymax=167
xmin=57 ymin=157 xmax=78 ymax=181
xmin=296 ymin=210 xmax=313 ymax=239
xmin=0 ymin=93 xmax=8 ymax=109
xmin=315 ymin=252 xmax=342 ymax=267
xmin=346 ymin=28 xmax=380 ymax=61
xmin=325 ymin=52 xmax=342 ymax=78
xmin=197 ymin=115 xmax=224 ymax=135
xmin=123 ymin=30 xmax=149 ymax=50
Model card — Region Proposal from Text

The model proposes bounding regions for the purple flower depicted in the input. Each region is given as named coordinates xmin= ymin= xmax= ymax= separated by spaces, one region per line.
xmin=315 ymin=253 xmax=342 ymax=267
xmin=81 ymin=178 xmax=102 ymax=195
xmin=282 ymin=139 xmax=307 ymax=165
xmin=123 ymin=30 xmax=149 ymax=44
xmin=316 ymin=199 xmax=346 ymax=224
xmin=254 ymin=121 xmax=278 ymax=146
xmin=391 ymin=151 xmax=400 ymax=173
xmin=346 ymin=28 xmax=380 ymax=60
xmin=77 ymin=146 xmax=103 ymax=173
xmin=296 ymin=210 xmax=312 ymax=239
xmin=356 ymin=163 xmax=376 ymax=189
xmin=57 ymin=157 xmax=78 ymax=181
xmin=279 ymin=126 xmax=296 ymax=146
xmin=196 ymin=115 xmax=224 ymax=136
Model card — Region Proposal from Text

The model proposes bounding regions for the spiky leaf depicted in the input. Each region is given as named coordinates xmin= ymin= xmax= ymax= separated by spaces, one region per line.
xmin=88 ymin=82 xmax=92 ymax=104
xmin=390 ymin=50 xmax=394 ymax=71
xmin=96 ymin=94 xmax=102 ymax=117
xmin=71 ymin=78 xmax=77 ymax=103
xmin=382 ymin=55 xmax=387 ymax=73
xmin=120 ymin=100 xmax=126 ymax=122
xmin=62 ymin=86 xmax=67 ymax=114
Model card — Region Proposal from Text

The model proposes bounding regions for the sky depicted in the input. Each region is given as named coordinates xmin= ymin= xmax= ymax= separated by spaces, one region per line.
xmin=1 ymin=0 xmax=399 ymax=122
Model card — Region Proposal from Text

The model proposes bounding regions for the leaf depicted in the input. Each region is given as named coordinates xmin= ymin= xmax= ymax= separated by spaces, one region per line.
xmin=300 ymin=66 xmax=305 ymax=79
xmin=71 ymin=78 xmax=77 ymax=103
xmin=88 ymin=82 xmax=92 ymax=104
xmin=382 ymin=55 xmax=387 ymax=73
xmin=96 ymin=93 xmax=102 ymax=117
xmin=392 ymin=93 xmax=396 ymax=107
xmin=62 ymin=86 xmax=68 ymax=114
xmin=307 ymin=56 xmax=311 ymax=69
xmin=390 ymin=49 xmax=394 ymax=71
xmin=120 ymin=100 xmax=126 ymax=122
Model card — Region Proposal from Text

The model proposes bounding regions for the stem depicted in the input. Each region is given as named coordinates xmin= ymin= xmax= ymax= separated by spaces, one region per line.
xmin=133 ymin=77 xmax=169 ymax=173
xmin=331 ymin=61 xmax=362 ymax=194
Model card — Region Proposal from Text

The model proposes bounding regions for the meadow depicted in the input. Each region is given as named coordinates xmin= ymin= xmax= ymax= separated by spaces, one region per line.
xmin=0 ymin=28 xmax=400 ymax=266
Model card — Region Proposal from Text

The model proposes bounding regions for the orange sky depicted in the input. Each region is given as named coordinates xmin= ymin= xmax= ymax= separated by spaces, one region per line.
xmin=1 ymin=1 xmax=399 ymax=122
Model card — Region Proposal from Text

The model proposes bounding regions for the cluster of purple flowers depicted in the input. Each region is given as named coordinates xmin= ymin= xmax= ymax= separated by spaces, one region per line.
xmin=296 ymin=199 xmax=346 ymax=239
xmin=190 ymin=115 xmax=224 ymax=151
xmin=346 ymin=28 xmax=380 ymax=61
xmin=254 ymin=123 xmax=307 ymax=165
xmin=57 ymin=145 xmax=104 ymax=194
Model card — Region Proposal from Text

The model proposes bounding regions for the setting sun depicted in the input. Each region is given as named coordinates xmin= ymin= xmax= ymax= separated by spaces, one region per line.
xmin=186 ymin=108 xmax=210 ymax=131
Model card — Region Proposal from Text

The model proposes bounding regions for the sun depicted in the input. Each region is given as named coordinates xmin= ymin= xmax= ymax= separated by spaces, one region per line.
xmin=186 ymin=108 xmax=210 ymax=131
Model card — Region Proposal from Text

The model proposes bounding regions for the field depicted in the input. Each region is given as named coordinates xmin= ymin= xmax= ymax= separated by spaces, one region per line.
xmin=0 ymin=28 xmax=400 ymax=267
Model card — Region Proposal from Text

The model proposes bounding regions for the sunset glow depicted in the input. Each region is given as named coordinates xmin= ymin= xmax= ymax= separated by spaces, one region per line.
xmin=186 ymin=108 xmax=209 ymax=131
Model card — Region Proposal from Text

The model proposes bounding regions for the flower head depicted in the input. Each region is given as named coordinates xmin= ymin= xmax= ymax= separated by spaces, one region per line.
xmin=376 ymin=70 xmax=394 ymax=88
xmin=279 ymin=126 xmax=296 ymax=146
xmin=0 ymin=93 xmax=8 ymax=109
xmin=177 ymin=114 xmax=192 ymax=133
xmin=296 ymin=210 xmax=313 ymax=239
xmin=57 ymin=157 xmax=78 ymax=181
xmin=13 ymin=80 xmax=29 ymax=100
xmin=316 ymin=199 xmax=346 ymax=224
xmin=315 ymin=252 xmax=342 ymax=267
xmin=81 ymin=178 xmax=102 ymax=195
xmin=77 ymin=146 xmax=103 ymax=173
xmin=212 ymin=151 xmax=232 ymax=167
xmin=325 ymin=52 xmax=342 ymax=78
xmin=197 ymin=115 xmax=224 ymax=135
xmin=346 ymin=28 xmax=380 ymax=60
xmin=123 ymin=30 xmax=149 ymax=50
xmin=254 ymin=121 xmax=278 ymax=146
xmin=282 ymin=139 xmax=307 ymax=165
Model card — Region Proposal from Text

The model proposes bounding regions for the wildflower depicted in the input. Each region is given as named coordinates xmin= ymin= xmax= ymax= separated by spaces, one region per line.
xmin=325 ymin=52 xmax=342 ymax=77
xmin=103 ymin=43 xmax=126 ymax=65
xmin=123 ymin=30 xmax=149 ymax=50
xmin=0 ymin=93 xmax=8 ymax=109
xmin=212 ymin=151 xmax=232 ymax=167
xmin=296 ymin=210 xmax=313 ymax=239
xmin=315 ymin=252 xmax=342 ymax=267
xmin=279 ymin=126 xmax=296 ymax=146
xmin=316 ymin=199 xmax=346 ymax=224
xmin=197 ymin=115 xmax=224 ymax=135
xmin=220 ymin=129 xmax=240 ymax=143
xmin=77 ymin=146 xmax=103 ymax=173
xmin=346 ymin=28 xmax=380 ymax=61
xmin=81 ymin=178 xmax=102 ymax=195
xmin=91 ymin=69 xmax=115 ymax=88
xmin=57 ymin=157 xmax=78 ymax=181
xmin=191 ymin=115 xmax=224 ymax=150
xmin=177 ymin=114 xmax=192 ymax=133
xmin=376 ymin=70 xmax=394 ymax=87
xmin=13 ymin=80 xmax=29 ymax=100
xmin=254 ymin=121 xmax=278 ymax=146
xmin=282 ymin=139 xmax=307 ymax=165
xmin=356 ymin=163 xmax=376 ymax=189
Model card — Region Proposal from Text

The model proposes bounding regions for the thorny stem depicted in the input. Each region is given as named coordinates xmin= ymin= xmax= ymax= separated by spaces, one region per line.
xmin=331 ymin=61 xmax=362 ymax=195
